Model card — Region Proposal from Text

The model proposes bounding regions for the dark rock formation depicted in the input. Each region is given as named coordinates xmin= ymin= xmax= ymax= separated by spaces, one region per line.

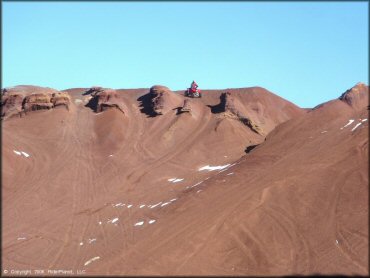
xmin=339 ymin=82 xmax=368 ymax=110
xmin=1 ymin=86 xmax=71 ymax=119
xmin=85 ymin=88 xmax=125 ymax=114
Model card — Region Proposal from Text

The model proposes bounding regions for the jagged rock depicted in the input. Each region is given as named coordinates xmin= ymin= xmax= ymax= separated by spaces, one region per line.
xmin=23 ymin=93 xmax=53 ymax=112
xmin=1 ymin=85 xmax=71 ymax=119
xmin=86 ymin=86 xmax=104 ymax=95
xmin=217 ymin=91 xmax=262 ymax=135
xmin=86 ymin=88 xmax=125 ymax=114
xmin=339 ymin=82 xmax=368 ymax=110
xmin=146 ymin=85 xmax=183 ymax=116
xmin=179 ymin=99 xmax=192 ymax=114
xmin=51 ymin=92 xmax=71 ymax=110
xmin=1 ymin=93 xmax=24 ymax=118
xmin=149 ymin=85 xmax=172 ymax=115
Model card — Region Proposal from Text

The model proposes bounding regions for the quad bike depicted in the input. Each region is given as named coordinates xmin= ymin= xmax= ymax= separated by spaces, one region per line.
xmin=184 ymin=81 xmax=202 ymax=98
xmin=185 ymin=88 xmax=202 ymax=98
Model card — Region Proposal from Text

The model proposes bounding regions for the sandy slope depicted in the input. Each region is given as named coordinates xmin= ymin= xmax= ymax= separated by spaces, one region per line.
xmin=1 ymin=84 xmax=368 ymax=276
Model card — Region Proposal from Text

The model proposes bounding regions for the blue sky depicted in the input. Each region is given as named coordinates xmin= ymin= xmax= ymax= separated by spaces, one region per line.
xmin=2 ymin=2 xmax=368 ymax=107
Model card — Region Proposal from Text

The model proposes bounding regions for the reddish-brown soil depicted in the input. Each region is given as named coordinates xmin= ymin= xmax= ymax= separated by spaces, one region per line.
xmin=2 ymin=83 xmax=368 ymax=276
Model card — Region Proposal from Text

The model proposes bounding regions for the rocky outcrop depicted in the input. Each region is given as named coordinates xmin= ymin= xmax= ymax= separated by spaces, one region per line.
xmin=85 ymin=87 xmax=126 ymax=114
xmin=1 ymin=91 xmax=24 ymax=118
xmin=179 ymin=99 xmax=192 ymax=114
xmin=23 ymin=93 xmax=53 ymax=112
xmin=150 ymin=85 xmax=172 ymax=115
xmin=214 ymin=91 xmax=263 ymax=135
xmin=1 ymin=86 xmax=71 ymax=119
xmin=51 ymin=92 xmax=70 ymax=109
xmin=339 ymin=82 xmax=368 ymax=110
xmin=138 ymin=85 xmax=182 ymax=116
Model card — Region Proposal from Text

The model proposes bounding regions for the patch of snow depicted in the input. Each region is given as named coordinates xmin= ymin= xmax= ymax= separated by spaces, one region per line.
xmin=343 ymin=119 xmax=355 ymax=128
xmin=111 ymin=218 xmax=119 ymax=224
xmin=98 ymin=221 xmax=102 ymax=225
xmin=227 ymin=172 xmax=234 ymax=176
xmin=17 ymin=237 xmax=26 ymax=240
xmin=134 ymin=221 xmax=144 ymax=226
xmin=139 ymin=204 xmax=145 ymax=208
xmin=196 ymin=190 xmax=202 ymax=193
xmin=13 ymin=150 xmax=22 ymax=156
xmin=84 ymin=256 xmax=100 ymax=266
xmin=148 ymin=220 xmax=156 ymax=224
xmin=79 ymin=242 xmax=84 ymax=246
xmin=109 ymin=154 xmax=113 ymax=157
xmin=198 ymin=164 xmax=231 ymax=171
xmin=113 ymin=203 xmax=124 ymax=207
xmin=21 ymin=151 xmax=30 ymax=157
xmin=127 ymin=204 xmax=132 ymax=208
xmin=168 ymin=178 xmax=184 ymax=183
xmin=362 ymin=119 xmax=368 ymax=122
xmin=88 ymin=238 xmax=96 ymax=244
xmin=321 ymin=131 xmax=328 ymax=134
xmin=161 ymin=202 xmax=170 ymax=207
xmin=336 ymin=240 xmax=339 ymax=244
xmin=150 ymin=202 xmax=162 ymax=208
xmin=351 ymin=122 xmax=362 ymax=131
xmin=170 ymin=198 xmax=177 ymax=202
xmin=191 ymin=181 xmax=203 ymax=188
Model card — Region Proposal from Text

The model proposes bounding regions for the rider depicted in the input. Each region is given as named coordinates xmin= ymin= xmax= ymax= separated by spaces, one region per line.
xmin=190 ymin=81 xmax=199 ymax=93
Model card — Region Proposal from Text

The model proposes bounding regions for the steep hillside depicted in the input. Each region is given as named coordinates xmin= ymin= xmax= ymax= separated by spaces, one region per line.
xmin=1 ymin=83 xmax=367 ymax=276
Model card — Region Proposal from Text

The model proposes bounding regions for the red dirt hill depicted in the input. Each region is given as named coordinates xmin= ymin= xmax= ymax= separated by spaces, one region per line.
xmin=1 ymin=83 xmax=367 ymax=276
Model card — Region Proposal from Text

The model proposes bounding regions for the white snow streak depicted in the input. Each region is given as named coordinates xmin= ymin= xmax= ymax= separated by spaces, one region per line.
xmin=191 ymin=181 xmax=203 ymax=188
xmin=13 ymin=150 xmax=22 ymax=155
xmin=134 ymin=221 xmax=144 ymax=226
xmin=149 ymin=220 xmax=156 ymax=224
xmin=198 ymin=164 xmax=231 ymax=171
xmin=150 ymin=202 xmax=162 ymax=208
xmin=168 ymin=178 xmax=184 ymax=183
xmin=351 ymin=122 xmax=362 ymax=131
xmin=343 ymin=119 xmax=355 ymax=128
xmin=84 ymin=256 xmax=100 ymax=266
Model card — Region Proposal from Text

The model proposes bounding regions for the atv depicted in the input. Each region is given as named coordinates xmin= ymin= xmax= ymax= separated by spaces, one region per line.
xmin=184 ymin=88 xmax=202 ymax=98
xmin=184 ymin=81 xmax=202 ymax=98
